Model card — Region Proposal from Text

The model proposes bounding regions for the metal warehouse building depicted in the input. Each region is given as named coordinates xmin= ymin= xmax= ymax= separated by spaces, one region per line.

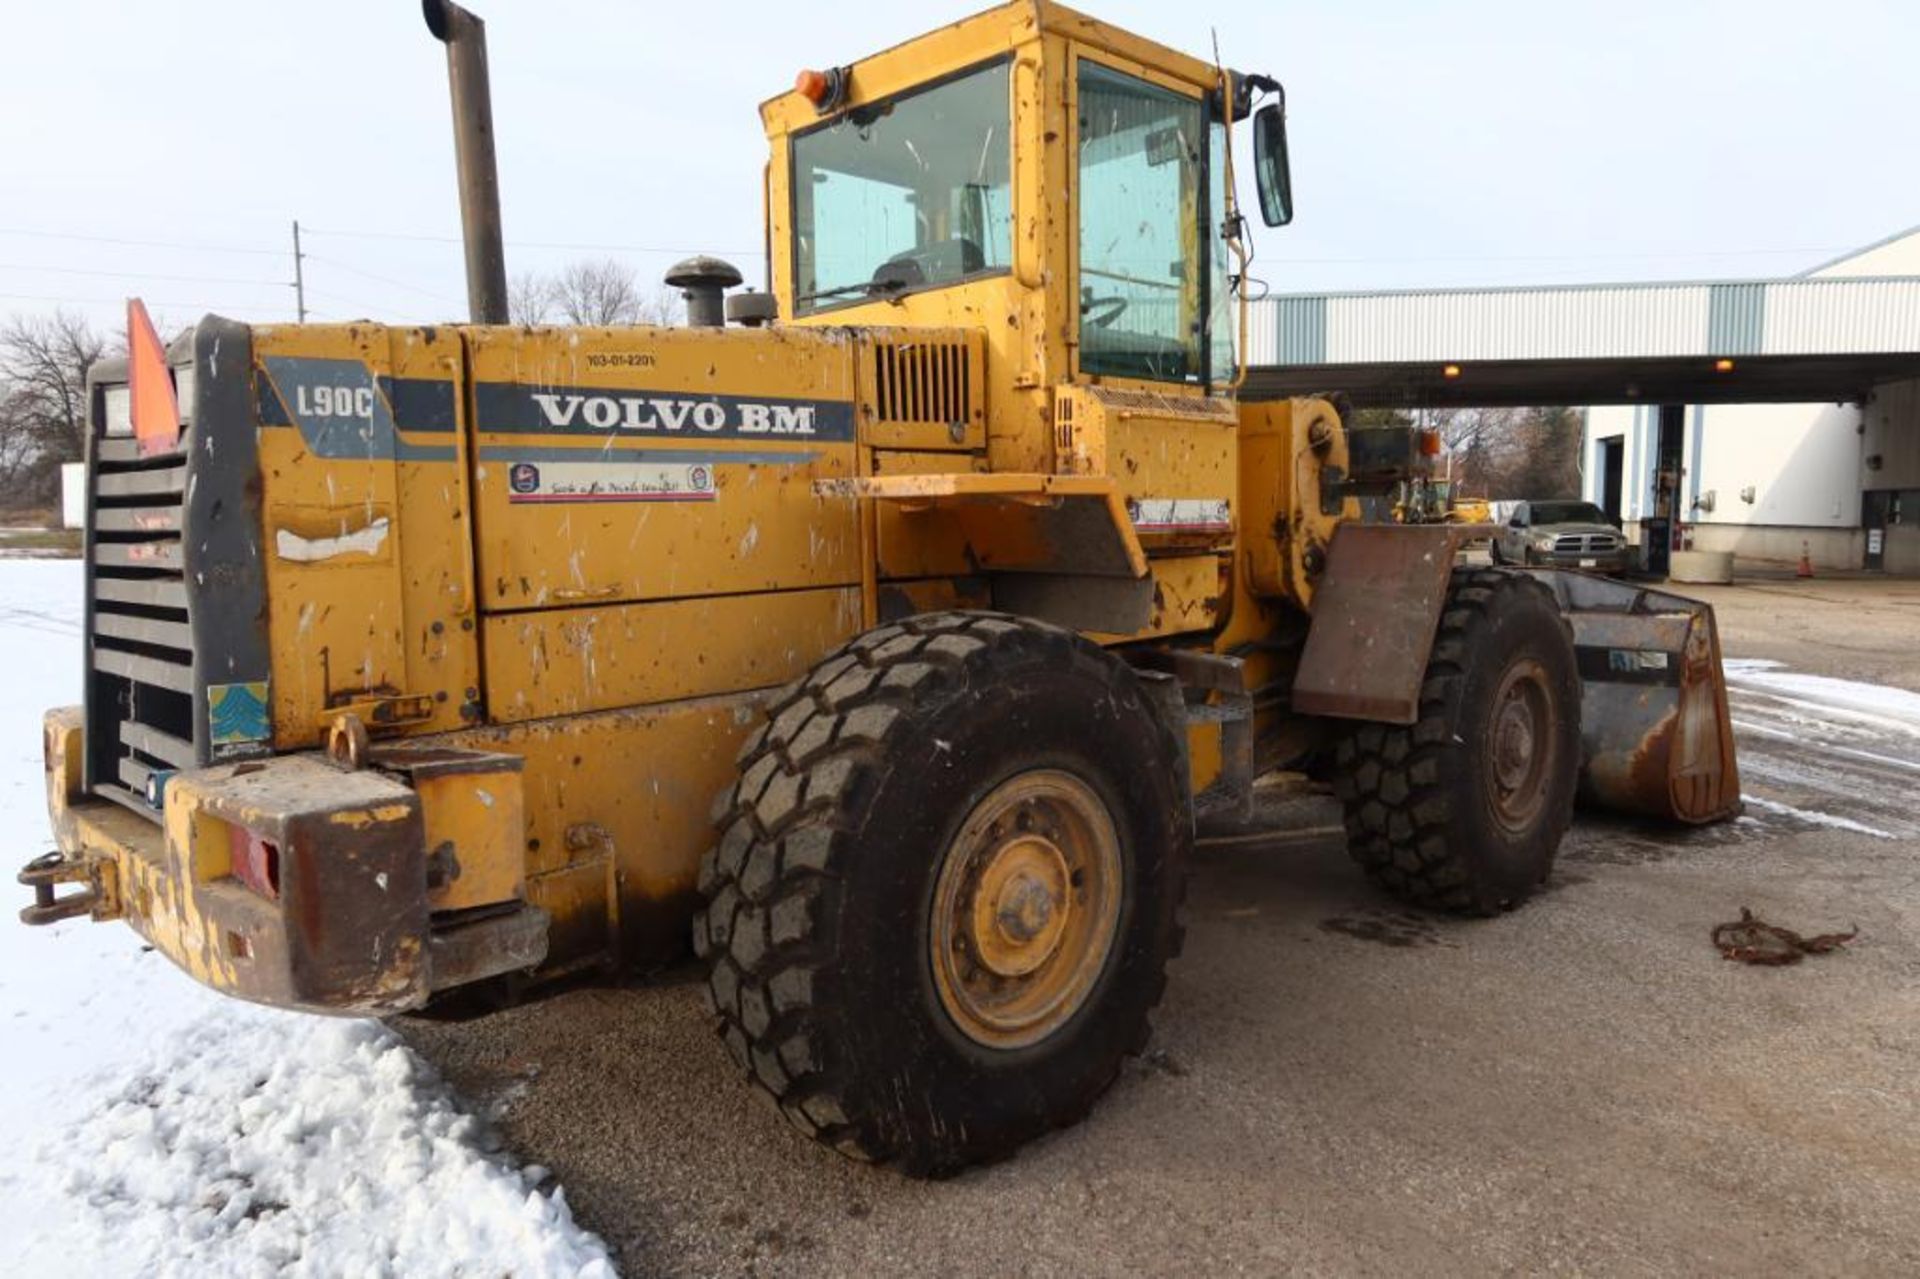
xmin=1247 ymin=223 xmax=1920 ymax=576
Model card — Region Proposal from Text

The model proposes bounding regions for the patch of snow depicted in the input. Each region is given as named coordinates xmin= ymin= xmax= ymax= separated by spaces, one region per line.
xmin=1725 ymin=665 xmax=1920 ymax=738
xmin=1729 ymin=717 xmax=1920 ymax=775
xmin=0 ymin=560 xmax=612 ymax=1277
xmin=1740 ymin=794 xmax=1894 ymax=840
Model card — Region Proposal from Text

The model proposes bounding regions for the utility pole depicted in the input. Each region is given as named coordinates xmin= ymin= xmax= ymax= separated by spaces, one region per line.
xmin=291 ymin=219 xmax=308 ymax=322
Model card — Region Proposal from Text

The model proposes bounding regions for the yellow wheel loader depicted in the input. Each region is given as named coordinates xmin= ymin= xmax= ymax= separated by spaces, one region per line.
xmin=21 ymin=0 xmax=1740 ymax=1175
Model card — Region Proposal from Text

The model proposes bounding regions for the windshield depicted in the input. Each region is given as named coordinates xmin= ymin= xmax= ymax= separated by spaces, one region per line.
xmin=790 ymin=61 xmax=1012 ymax=312
xmin=1531 ymin=501 xmax=1612 ymax=526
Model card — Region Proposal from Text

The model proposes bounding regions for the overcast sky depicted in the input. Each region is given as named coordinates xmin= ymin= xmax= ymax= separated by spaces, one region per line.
xmin=3 ymin=0 xmax=1917 ymax=335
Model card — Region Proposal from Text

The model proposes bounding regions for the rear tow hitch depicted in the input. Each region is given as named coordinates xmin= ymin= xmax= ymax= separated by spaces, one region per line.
xmin=18 ymin=851 xmax=102 ymax=925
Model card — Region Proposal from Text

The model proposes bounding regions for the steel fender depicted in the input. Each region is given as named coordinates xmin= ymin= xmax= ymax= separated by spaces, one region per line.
xmin=1291 ymin=523 xmax=1484 ymax=723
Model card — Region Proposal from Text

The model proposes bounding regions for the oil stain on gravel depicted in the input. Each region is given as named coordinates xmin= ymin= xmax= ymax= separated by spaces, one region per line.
xmin=1317 ymin=909 xmax=1449 ymax=948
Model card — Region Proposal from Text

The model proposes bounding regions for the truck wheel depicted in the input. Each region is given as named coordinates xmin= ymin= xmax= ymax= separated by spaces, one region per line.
xmin=693 ymin=611 xmax=1189 ymax=1175
xmin=1333 ymin=569 xmax=1579 ymax=914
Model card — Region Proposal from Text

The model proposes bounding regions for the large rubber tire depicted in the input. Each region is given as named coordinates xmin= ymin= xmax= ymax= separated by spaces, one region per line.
xmin=1333 ymin=568 xmax=1580 ymax=914
xmin=693 ymin=611 xmax=1189 ymax=1175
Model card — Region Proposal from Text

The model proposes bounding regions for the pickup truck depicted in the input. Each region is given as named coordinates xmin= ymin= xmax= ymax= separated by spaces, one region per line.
xmin=1492 ymin=500 xmax=1635 ymax=574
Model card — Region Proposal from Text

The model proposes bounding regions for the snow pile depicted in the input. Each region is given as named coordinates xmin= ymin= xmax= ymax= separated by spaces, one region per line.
xmin=5 ymin=1015 xmax=612 ymax=1277
xmin=0 ymin=561 xmax=612 ymax=1277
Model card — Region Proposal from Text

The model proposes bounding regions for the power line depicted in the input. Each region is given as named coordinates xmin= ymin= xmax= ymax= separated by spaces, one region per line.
xmin=0 ymin=221 xmax=768 ymax=261
xmin=304 ymin=253 xmax=467 ymax=308
xmin=0 ymin=261 xmax=284 ymax=287
xmin=301 ymin=286 xmax=397 ymax=315
xmin=0 ymin=290 xmax=290 ymax=315
xmin=302 ymin=225 xmax=766 ymax=258
xmin=0 ymin=227 xmax=285 ymax=257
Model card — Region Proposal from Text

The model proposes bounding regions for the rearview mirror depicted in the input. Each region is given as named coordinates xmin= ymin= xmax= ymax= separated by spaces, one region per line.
xmin=1253 ymin=103 xmax=1293 ymax=227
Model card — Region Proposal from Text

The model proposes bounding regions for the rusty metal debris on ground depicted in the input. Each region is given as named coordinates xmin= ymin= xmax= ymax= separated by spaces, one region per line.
xmin=1711 ymin=908 xmax=1858 ymax=966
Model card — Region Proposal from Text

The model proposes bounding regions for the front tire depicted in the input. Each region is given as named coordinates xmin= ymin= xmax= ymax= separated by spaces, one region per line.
xmin=1333 ymin=569 xmax=1580 ymax=914
xmin=693 ymin=612 xmax=1189 ymax=1175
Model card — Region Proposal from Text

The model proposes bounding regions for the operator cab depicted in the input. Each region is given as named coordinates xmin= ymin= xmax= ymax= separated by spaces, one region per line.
xmin=761 ymin=0 xmax=1291 ymax=435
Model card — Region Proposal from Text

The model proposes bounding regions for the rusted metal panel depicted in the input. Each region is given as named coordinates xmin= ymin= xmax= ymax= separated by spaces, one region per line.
xmin=29 ymin=754 xmax=433 ymax=1014
xmin=1529 ymin=570 xmax=1741 ymax=824
xmin=427 ymin=904 xmax=549 ymax=989
xmin=1292 ymin=524 xmax=1478 ymax=723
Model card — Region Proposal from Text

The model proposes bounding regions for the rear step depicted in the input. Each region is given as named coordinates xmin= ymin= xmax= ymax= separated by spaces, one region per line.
xmin=1133 ymin=651 xmax=1257 ymax=833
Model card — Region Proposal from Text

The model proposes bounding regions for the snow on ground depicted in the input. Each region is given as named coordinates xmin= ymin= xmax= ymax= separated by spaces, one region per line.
xmin=1725 ymin=657 xmax=1920 ymax=740
xmin=0 ymin=561 xmax=612 ymax=1278
xmin=1723 ymin=655 xmax=1920 ymax=839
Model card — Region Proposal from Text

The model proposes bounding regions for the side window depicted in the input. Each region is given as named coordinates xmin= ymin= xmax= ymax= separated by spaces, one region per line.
xmin=1076 ymin=61 xmax=1204 ymax=382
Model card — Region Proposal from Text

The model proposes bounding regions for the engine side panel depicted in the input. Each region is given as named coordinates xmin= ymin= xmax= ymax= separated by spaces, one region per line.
xmin=463 ymin=324 xmax=862 ymax=612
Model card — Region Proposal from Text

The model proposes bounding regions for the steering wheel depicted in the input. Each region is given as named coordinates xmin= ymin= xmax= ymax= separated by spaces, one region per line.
xmin=1081 ymin=294 xmax=1129 ymax=329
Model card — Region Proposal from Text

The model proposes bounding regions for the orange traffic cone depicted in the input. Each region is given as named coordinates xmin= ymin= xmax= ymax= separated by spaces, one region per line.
xmin=1797 ymin=541 xmax=1814 ymax=579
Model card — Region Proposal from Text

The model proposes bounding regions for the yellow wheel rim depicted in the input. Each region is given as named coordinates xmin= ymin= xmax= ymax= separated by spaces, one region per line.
xmin=930 ymin=769 xmax=1123 ymax=1049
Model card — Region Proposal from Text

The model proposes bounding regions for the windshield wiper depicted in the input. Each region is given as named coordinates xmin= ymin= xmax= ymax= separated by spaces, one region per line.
xmin=794 ymin=278 xmax=908 ymax=307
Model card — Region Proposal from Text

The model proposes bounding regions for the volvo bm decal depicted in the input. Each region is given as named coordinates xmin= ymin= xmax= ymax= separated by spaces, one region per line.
xmin=474 ymin=382 xmax=855 ymax=442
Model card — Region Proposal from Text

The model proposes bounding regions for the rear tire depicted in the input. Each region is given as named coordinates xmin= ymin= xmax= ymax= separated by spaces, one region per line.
xmin=1333 ymin=569 xmax=1580 ymax=914
xmin=693 ymin=611 xmax=1189 ymax=1175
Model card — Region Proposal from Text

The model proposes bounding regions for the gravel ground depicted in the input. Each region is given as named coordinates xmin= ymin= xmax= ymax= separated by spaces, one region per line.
xmin=1682 ymin=575 xmax=1920 ymax=693
xmin=401 ymin=576 xmax=1920 ymax=1276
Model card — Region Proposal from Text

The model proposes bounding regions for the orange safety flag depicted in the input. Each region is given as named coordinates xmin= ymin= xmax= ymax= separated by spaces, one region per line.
xmin=127 ymin=298 xmax=180 ymax=457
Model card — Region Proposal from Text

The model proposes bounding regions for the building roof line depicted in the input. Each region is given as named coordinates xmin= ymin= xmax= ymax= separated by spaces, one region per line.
xmin=1267 ymin=273 xmax=1920 ymax=304
xmin=1793 ymin=221 xmax=1920 ymax=278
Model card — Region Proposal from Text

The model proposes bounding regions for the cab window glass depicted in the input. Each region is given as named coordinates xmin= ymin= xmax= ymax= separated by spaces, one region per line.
xmin=1077 ymin=62 xmax=1204 ymax=382
xmin=792 ymin=61 xmax=1012 ymax=312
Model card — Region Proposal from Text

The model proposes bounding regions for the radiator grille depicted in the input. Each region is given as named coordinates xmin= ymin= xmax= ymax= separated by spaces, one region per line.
xmin=1552 ymin=532 xmax=1622 ymax=554
xmin=87 ymin=428 xmax=194 ymax=817
xmin=871 ymin=340 xmax=970 ymax=426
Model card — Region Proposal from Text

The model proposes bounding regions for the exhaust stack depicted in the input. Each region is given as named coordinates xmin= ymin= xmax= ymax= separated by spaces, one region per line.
xmin=424 ymin=0 xmax=508 ymax=324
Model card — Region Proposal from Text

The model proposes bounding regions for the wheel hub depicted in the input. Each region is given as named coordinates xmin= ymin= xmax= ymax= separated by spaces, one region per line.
xmin=1493 ymin=700 xmax=1537 ymax=789
xmin=972 ymin=837 xmax=1070 ymax=976
xmin=1485 ymin=657 xmax=1555 ymax=832
xmin=930 ymin=770 xmax=1123 ymax=1050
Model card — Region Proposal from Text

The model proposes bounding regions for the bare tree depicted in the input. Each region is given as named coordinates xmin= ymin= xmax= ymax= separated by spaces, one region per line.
xmin=508 ymin=259 xmax=682 ymax=327
xmin=555 ymin=258 xmax=686 ymax=326
xmin=553 ymin=259 xmax=642 ymax=325
xmin=0 ymin=310 xmax=102 ymax=511
xmin=0 ymin=389 xmax=43 ymax=491
xmin=0 ymin=309 xmax=107 ymax=473
xmin=508 ymin=270 xmax=558 ymax=325
xmin=1420 ymin=405 xmax=1584 ymax=499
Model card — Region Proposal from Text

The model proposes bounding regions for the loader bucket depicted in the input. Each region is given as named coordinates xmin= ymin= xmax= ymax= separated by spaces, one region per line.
xmin=1528 ymin=571 xmax=1741 ymax=824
